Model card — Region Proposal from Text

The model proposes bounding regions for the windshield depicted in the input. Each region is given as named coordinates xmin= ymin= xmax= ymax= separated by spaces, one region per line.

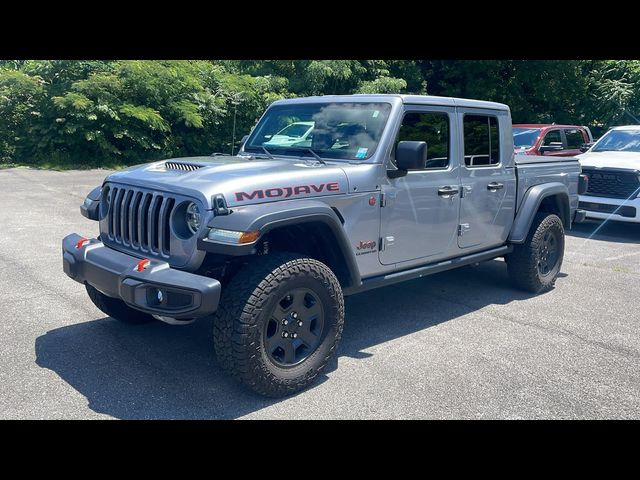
xmin=513 ymin=128 xmax=542 ymax=149
xmin=245 ymin=102 xmax=392 ymax=160
xmin=591 ymin=129 xmax=640 ymax=153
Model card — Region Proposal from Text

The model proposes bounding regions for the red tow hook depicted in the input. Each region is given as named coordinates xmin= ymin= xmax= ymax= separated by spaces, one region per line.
xmin=76 ymin=237 xmax=90 ymax=249
xmin=135 ymin=258 xmax=150 ymax=272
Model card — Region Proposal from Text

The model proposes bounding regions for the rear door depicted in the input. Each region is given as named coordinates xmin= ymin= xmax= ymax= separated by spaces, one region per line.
xmin=457 ymin=110 xmax=516 ymax=250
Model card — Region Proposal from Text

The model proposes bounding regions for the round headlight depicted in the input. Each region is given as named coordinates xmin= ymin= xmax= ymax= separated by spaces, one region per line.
xmin=185 ymin=202 xmax=201 ymax=235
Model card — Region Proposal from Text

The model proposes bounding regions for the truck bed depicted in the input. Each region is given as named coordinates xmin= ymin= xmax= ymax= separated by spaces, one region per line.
xmin=514 ymin=155 xmax=581 ymax=215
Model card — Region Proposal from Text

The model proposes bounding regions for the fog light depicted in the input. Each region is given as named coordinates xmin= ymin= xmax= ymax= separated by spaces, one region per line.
xmin=157 ymin=289 xmax=164 ymax=303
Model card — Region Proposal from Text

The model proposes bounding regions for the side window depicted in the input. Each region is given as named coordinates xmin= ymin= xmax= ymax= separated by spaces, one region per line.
xmin=565 ymin=129 xmax=585 ymax=149
xmin=463 ymin=114 xmax=500 ymax=167
xmin=395 ymin=111 xmax=450 ymax=169
xmin=542 ymin=129 xmax=563 ymax=147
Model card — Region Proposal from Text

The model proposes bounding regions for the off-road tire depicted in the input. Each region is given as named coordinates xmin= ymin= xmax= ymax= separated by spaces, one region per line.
xmin=85 ymin=283 xmax=155 ymax=324
xmin=507 ymin=213 xmax=565 ymax=293
xmin=213 ymin=253 xmax=345 ymax=397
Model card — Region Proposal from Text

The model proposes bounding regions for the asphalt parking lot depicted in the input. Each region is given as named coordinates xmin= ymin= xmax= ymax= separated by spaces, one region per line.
xmin=1 ymin=167 xmax=639 ymax=419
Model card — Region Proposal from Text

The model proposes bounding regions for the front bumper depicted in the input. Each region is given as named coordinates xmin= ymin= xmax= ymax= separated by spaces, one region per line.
xmin=579 ymin=195 xmax=640 ymax=224
xmin=62 ymin=233 xmax=221 ymax=319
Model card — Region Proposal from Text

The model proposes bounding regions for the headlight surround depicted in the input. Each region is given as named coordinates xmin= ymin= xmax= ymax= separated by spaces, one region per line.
xmin=185 ymin=202 xmax=202 ymax=235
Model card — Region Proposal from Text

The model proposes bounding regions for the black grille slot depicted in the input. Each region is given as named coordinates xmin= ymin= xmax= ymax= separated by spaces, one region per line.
xmin=165 ymin=161 xmax=204 ymax=172
xmin=582 ymin=168 xmax=640 ymax=199
xmin=105 ymin=186 xmax=178 ymax=258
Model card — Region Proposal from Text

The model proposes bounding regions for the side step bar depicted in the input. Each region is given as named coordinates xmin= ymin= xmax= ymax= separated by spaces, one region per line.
xmin=345 ymin=245 xmax=512 ymax=295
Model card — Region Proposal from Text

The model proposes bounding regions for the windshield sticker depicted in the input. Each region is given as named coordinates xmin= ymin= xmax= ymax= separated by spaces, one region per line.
xmin=355 ymin=147 xmax=368 ymax=159
xmin=372 ymin=110 xmax=380 ymax=118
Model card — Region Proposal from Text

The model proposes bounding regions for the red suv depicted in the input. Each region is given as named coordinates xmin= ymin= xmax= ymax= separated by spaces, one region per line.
xmin=513 ymin=124 xmax=593 ymax=157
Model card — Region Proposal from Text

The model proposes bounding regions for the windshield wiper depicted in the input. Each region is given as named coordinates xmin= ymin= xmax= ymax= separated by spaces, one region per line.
xmin=306 ymin=148 xmax=326 ymax=165
xmin=261 ymin=146 xmax=275 ymax=159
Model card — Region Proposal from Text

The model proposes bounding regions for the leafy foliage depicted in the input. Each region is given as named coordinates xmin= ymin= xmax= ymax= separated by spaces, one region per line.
xmin=1 ymin=60 xmax=639 ymax=166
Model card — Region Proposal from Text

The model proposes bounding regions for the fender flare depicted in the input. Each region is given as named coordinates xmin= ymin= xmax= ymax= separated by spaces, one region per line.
xmin=198 ymin=200 xmax=361 ymax=288
xmin=509 ymin=182 xmax=570 ymax=244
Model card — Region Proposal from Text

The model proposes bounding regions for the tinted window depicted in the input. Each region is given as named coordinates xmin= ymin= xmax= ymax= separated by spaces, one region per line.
xmin=395 ymin=111 xmax=450 ymax=169
xmin=542 ymin=129 xmax=562 ymax=146
xmin=464 ymin=115 xmax=500 ymax=167
xmin=565 ymin=129 xmax=585 ymax=149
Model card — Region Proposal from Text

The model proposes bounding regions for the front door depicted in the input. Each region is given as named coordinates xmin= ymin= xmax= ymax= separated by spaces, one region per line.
xmin=457 ymin=110 xmax=516 ymax=249
xmin=563 ymin=128 xmax=588 ymax=157
xmin=379 ymin=107 xmax=461 ymax=265
xmin=539 ymin=128 xmax=568 ymax=157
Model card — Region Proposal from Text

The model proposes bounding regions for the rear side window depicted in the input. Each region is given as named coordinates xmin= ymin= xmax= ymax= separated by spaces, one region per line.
xmin=463 ymin=115 xmax=500 ymax=167
xmin=565 ymin=129 xmax=585 ymax=149
xmin=542 ymin=129 xmax=562 ymax=146
xmin=396 ymin=111 xmax=450 ymax=169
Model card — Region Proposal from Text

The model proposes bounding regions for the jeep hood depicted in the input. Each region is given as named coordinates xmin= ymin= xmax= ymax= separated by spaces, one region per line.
xmin=105 ymin=155 xmax=350 ymax=209
xmin=578 ymin=151 xmax=640 ymax=171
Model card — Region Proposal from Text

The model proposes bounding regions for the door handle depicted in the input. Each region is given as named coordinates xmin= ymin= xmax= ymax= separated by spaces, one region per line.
xmin=487 ymin=182 xmax=504 ymax=191
xmin=437 ymin=186 xmax=460 ymax=197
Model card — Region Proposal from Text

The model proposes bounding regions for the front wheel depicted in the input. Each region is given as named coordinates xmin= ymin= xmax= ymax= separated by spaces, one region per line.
xmin=213 ymin=253 xmax=345 ymax=397
xmin=507 ymin=212 xmax=565 ymax=293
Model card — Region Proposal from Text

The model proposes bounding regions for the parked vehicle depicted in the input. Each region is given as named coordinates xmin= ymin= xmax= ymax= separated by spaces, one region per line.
xmin=578 ymin=125 xmax=640 ymax=223
xmin=513 ymin=124 xmax=593 ymax=157
xmin=264 ymin=121 xmax=314 ymax=147
xmin=63 ymin=95 xmax=586 ymax=397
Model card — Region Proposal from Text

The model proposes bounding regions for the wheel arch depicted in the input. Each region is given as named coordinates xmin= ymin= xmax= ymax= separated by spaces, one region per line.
xmin=509 ymin=182 xmax=570 ymax=244
xmin=200 ymin=200 xmax=361 ymax=289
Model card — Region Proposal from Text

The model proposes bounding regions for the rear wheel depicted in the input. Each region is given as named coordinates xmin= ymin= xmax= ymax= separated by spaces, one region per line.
xmin=213 ymin=253 xmax=344 ymax=397
xmin=507 ymin=213 xmax=565 ymax=293
xmin=85 ymin=283 xmax=155 ymax=324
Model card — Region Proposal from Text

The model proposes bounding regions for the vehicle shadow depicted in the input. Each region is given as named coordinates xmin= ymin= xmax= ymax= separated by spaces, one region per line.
xmin=568 ymin=219 xmax=640 ymax=244
xmin=35 ymin=259 xmax=536 ymax=419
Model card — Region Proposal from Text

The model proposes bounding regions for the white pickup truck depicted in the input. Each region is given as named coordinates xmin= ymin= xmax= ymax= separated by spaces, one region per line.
xmin=579 ymin=125 xmax=640 ymax=223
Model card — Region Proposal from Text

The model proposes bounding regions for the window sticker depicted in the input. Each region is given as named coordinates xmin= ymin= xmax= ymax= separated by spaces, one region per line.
xmin=355 ymin=147 xmax=369 ymax=159
xmin=372 ymin=110 xmax=380 ymax=118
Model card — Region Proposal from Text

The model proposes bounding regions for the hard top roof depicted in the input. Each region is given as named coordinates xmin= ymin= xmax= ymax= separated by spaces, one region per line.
xmin=271 ymin=94 xmax=509 ymax=111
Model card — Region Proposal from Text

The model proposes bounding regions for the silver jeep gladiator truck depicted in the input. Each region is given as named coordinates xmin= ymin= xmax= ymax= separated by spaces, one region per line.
xmin=63 ymin=94 xmax=587 ymax=397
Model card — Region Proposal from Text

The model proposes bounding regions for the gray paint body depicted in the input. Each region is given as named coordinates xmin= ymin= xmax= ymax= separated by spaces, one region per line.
xmin=76 ymin=94 xmax=581 ymax=296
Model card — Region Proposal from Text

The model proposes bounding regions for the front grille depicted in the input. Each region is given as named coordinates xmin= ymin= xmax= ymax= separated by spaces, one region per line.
xmin=105 ymin=186 xmax=176 ymax=257
xmin=165 ymin=161 xmax=204 ymax=172
xmin=582 ymin=168 xmax=640 ymax=199
xmin=579 ymin=201 xmax=636 ymax=218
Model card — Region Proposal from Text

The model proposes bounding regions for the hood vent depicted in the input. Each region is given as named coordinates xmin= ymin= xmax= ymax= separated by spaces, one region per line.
xmin=165 ymin=161 xmax=205 ymax=172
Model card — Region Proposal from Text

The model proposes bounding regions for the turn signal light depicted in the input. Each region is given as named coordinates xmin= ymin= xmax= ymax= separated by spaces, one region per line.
xmin=207 ymin=228 xmax=260 ymax=245
xmin=239 ymin=231 xmax=260 ymax=244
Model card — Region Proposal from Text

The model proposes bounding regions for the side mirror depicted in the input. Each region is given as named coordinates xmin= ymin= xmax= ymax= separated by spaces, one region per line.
xmin=579 ymin=142 xmax=594 ymax=153
xmin=239 ymin=134 xmax=249 ymax=146
xmin=539 ymin=142 xmax=564 ymax=154
xmin=395 ymin=141 xmax=428 ymax=171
